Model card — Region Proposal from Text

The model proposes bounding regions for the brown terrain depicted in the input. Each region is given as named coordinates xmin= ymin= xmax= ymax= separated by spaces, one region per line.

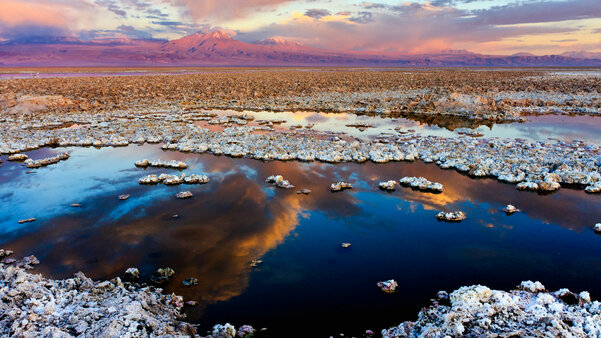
xmin=1 ymin=68 xmax=600 ymax=121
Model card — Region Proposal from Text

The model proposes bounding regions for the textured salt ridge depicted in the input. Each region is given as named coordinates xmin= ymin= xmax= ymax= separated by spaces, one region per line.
xmin=1 ymin=112 xmax=599 ymax=194
xmin=399 ymin=177 xmax=444 ymax=192
xmin=139 ymin=173 xmax=209 ymax=185
xmin=1 ymin=96 xmax=600 ymax=195
xmin=0 ymin=257 xmax=193 ymax=337
xmin=7 ymin=103 xmax=601 ymax=196
xmin=0 ymin=251 xmax=256 ymax=337
xmin=383 ymin=281 xmax=601 ymax=337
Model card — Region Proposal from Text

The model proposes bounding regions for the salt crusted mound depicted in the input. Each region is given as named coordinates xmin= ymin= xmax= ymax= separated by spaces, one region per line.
xmin=0 ymin=257 xmax=195 ymax=337
xmin=383 ymin=281 xmax=601 ymax=337
xmin=4 ymin=95 xmax=74 ymax=114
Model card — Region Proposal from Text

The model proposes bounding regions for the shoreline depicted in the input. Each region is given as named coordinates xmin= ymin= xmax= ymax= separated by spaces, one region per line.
xmin=2 ymin=250 xmax=599 ymax=337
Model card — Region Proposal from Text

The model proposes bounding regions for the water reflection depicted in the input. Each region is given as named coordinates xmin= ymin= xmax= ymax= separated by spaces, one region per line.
xmin=1 ymin=145 xmax=601 ymax=336
xmin=198 ymin=109 xmax=601 ymax=144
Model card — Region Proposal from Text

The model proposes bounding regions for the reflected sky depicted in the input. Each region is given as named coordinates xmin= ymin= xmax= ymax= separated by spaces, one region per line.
xmin=201 ymin=109 xmax=601 ymax=145
xmin=1 ymin=145 xmax=601 ymax=336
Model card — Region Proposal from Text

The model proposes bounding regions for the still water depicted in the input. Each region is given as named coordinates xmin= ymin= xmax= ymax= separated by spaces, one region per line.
xmin=200 ymin=109 xmax=601 ymax=145
xmin=1 ymin=145 xmax=601 ymax=336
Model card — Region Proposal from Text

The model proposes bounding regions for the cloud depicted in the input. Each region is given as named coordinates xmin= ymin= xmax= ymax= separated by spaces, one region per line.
xmin=551 ymin=39 xmax=577 ymax=43
xmin=1 ymin=0 xmax=600 ymax=54
xmin=470 ymin=0 xmax=601 ymax=25
xmin=0 ymin=0 xmax=85 ymax=28
xmin=77 ymin=25 xmax=156 ymax=41
xmin=0 ymin=24 xmax=70 ymax=41
xmin=168 ymin=0 xmax=295 ymax=21
xmin=239 ymin=2 xmax=579 ymax=53
xmin=349 ymin=11 xmax=373 ymax=24
xmin=95 ymin=0 xmax=127 ymax=18
xmin=0 ymin=0 xmax=95 ymax=40
xmin=304 ymin=8 xmax=331 ymax=19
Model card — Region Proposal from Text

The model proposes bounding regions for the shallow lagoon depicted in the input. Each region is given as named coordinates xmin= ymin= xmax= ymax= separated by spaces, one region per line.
xmin=197 ymin=109 xmax=601 ymax=145
xmin=1 ymin=144 xmax=601 ymax=336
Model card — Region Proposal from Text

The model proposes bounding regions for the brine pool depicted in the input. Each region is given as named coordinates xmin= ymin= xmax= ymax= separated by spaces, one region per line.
xmin=195 ymin=109 xmax=601 ymax=145
xmin=1 ymin=141 xmax=600 ymax=336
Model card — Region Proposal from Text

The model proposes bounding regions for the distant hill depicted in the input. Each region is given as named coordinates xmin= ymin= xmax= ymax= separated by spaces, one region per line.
xmin=512 ymin=52 xmax=536 ymax=57
xmin=1 ymin=30 xmax=600 ymax=67
xmin=560 ymin=51 xmax=601 ymax=60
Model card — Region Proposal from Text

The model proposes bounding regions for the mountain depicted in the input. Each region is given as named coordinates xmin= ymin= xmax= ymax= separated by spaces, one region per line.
xmin=512 ymin=52 xmax=536 ymax=57
xmin=437 ymin=49 xmax=477 ymax=55
xmin=1 ymin=30 xmax=601 ymax=67
xmin=255 ymin=37 xmax=306 ymax=50
xmin=161 ymin=31 xmax=234 ymax=52
xmin=560 ymin=51 xmax=601 ymax=60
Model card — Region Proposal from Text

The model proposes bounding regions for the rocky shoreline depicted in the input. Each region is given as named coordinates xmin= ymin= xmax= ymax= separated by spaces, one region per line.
xmin=3 ymin=250 xmax=600 ymax=337
xmin=0 ymin=250 xmax=260 ymax=337
xmin=0 ymin=251 xmax=194 ymax=337
xmin=383 ymin=281 xmax=601 ymax=337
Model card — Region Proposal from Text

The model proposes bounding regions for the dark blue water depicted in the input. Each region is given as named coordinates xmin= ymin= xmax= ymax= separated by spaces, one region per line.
xmin=1 ymin=145 xmax=600 ymax=336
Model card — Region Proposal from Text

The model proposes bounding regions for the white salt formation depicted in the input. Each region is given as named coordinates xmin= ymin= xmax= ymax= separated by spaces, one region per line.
xmin=331 ymin=182 xmax=353 ymax=192
xmin=399 ymin=177 xmax=444 ymax=192
xmin=435 ymin=211 xmax=467 ymax=222
xmin=124 ymin=267 xmax=140 ymax=279
xmin=346 ymin=122 xmax=373 ymax=131
xmin=377 ymin=280 xmax=398 ymax=293
xmin=265 ymin=175 xmax=294 ymax=189
xmin=208 ymin=323 xmax=255 ymax=338
xmin=503 ymin=204 xmax=521 ymax=214
xmin=0 ymin=105 xmax=599 ymax=195
xmin=139 ymin=173 xmax=209 ymax=185
xmin=378 ymin=180 xmax=397 ymax=191
xmin=382 ymin=281 xmax=601 ymax=337
xmin=0 ymin=254 xmax=195 ymax=336
xmin=249 ymin=260 xmax=263 ymax=268
xmin=7 ymin=154 xmax=28 ymax=161
xmin=175 ymin=191 xmax=193 ymax=199
xmin=23 ymin=153 xmax=69 ymax=168
xmin=594 ymin=223 xmax=601 ymax=233
xmin=139 ymin=175 xmax=160 ymax=184
xmin=516 ymin=173 xmax=562 ymax=192
xmin=586 ymin=182 xmax=601 ymax=193
xmin=150 ymin=267 xmax=175 ymax=284
xmin=135 ymin=159 xmax=188 ymax=169
xmin=455 ymin=128 xmax=484 ymax=137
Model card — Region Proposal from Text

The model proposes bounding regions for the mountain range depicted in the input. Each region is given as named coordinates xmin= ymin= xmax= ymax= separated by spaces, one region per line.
xmin=1 ymin=30 xmax=600 ymax=67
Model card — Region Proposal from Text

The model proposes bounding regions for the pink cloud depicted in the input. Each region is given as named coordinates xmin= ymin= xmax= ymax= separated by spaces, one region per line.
xmin=0 ymin=0 xmax=95 ymax=40
xmin=169 ymin=0 xmax=295 ymax=21
xmin=0 ymin=0 xmax=72 ymax=28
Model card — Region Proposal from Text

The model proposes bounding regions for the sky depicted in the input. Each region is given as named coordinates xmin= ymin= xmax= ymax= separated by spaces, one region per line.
xmin=1 ymin=0 xmax=600 ymax=55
